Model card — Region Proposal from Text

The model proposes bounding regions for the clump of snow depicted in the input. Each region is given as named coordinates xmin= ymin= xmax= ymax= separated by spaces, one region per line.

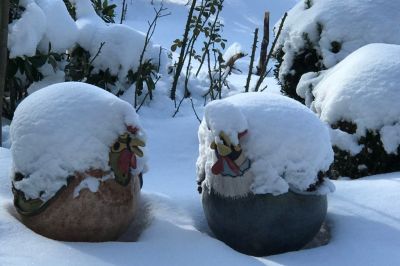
xmin=204 ymin=101 xmax=248 ymax=146
xmin=73 ymin=176 xmax=101 ymax=198
xmin=10 ymin=82 xmax=146 ymax=202
xmin=8 ymin=0 xmax=46 ymax=58
xmin=74 ymin=0 xmax=168 ymax=79
xmin=380 ymin=124 xmax=400 ymax=155
xmin=222 ymin=42 xmax=244 ymax=63
xmin=197 ymin=92 xmax=334 ymax=197
xmin=73 ymin=174 xmax=112 ymax=198
xmin=329 ymin=129 xmax=362 ymax=156
xmin=302 ymin=43 xmax=400 ymax=155
xmin=275 ymin=0 xmax=400 ymax=83
xmin=8 ymin=0 xmax=78 ymax=58
xmin=36 ymin=0 xmax=79 ymax=54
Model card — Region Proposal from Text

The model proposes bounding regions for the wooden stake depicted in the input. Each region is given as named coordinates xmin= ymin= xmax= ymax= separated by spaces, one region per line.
xmin=0 ymin=0 xmax=10 ymax=146
xmin=254 ymin=12 xmax=287 ymax=92
xmin=257 ymin=11 xmax=270 ymax=76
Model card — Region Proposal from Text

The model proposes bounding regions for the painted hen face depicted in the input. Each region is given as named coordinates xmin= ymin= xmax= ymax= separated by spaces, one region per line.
xmin=109 ymin=127 xmax=145 ymax=186
xmin=211 ymin=130 xmax=251 ymax=178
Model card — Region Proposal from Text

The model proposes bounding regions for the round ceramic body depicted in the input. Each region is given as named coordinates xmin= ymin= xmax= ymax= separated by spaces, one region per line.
xmin=202 ymin=185 xmax=327 ymax=256
xmin=19 ymin=173 xmax=141 ymax=242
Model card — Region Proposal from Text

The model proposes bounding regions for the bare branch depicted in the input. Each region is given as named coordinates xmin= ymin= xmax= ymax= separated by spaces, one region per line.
xmin=245 ymin=28 xmax=259 ymax=92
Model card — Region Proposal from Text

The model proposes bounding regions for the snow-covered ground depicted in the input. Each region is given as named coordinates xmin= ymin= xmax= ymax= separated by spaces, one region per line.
xmin=2 ymin=0 xmax=400 ymax=265
xmin=1 ymin=109 xmax=400 ymax=265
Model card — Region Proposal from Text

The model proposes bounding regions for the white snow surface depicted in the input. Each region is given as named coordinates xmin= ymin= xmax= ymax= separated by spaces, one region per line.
xmin=275 ymin=0 xmax=400 ymax=82
xmin=1 ymin=113 xmax=400 ymax=265
xmin=198 ymin=93 xmax=334 ymax=196
xmin=299 ymin=43 xmax=400 ymax=155
xmin=1 ymin=125 xmax=11 ymax=149
xmin=8 ymin=0 xmax=78 ymax=57
xmin=10 ymin=82 xmax=146 ymax=201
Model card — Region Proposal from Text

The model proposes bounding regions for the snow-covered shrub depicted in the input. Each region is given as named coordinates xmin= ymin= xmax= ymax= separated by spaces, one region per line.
xmin=197 ymin=92 xmax=334 ymax=198
xmin=273 ymin=0 xmax=400 ymax=102
xmin=5 ymin=0 xmax=170 ymax=117
xmin=5 ymin=0 xmax=78 ymax=119
xmin=65 ymin=0 xmax=168 ymax=103
xmin=298 ymin=43 xmax=400 ymax=178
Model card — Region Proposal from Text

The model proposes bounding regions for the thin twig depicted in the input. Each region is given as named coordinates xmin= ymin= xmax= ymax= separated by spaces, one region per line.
xmin=172 ymin=95 xmax=186 ymax=117
xmin=245 ymin=28 xmax=258 ymax=92
xmin=136 ymin=74 xmax=161 ymax=112
xmin=190 ymin=97 xmax=201 ymax=123
xmin=157 ymin=46 xmax=162 ymax=72
xmin=120 ymin=0 xmax=128 ymax=24
xmin=135 ymin=2 xmax=170 ymax=108
xmin=136 ymin=93 xmax=149 ymax=113
xmin=89 ymin=42 xmax=105 ymax=65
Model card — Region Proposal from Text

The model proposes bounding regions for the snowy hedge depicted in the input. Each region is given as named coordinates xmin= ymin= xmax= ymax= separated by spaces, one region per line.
xmin=4 ymin=0 xmax=168 ymax=119
xmin=298 ymin=44 xmax=400 ymax=178
xmin=273 ymin=0 xmax=400 ymax=102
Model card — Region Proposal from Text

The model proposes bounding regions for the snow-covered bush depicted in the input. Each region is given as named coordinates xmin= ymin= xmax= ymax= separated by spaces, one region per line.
xmin=298 ymin=44 xmax=400 ymax=178
xmin=5 ymin=0 xmax=78 ymax=118
xmin=273 ymin=0 xmax=400 ymax=102
xmin=197 ymin=92 xmax=334 ymax=198
xmin=5 ymin=0 xmax=169 ymax=118
xmin=66 ymin=0 xmax=165 ymax=98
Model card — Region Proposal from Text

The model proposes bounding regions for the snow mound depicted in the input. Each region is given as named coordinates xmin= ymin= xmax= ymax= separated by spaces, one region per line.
xmin=300 ymin=43 xmax=400 ymax=155
xmin=10 ymin=82 xmax=146 ymax=201
xmin=275 ymin=0 xmax=400 ymax=83
xmin=74 ymin=0 xmax=167 ymax=79
xmin=197 ymin=92 xmax=334 ymax=196
xmin=8 ymin=0 xmax=78 ymax=57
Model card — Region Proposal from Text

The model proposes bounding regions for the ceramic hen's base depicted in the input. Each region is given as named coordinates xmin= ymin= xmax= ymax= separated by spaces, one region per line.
xmin=19 ymin=173 xmax=141 ymax=242
xmin=202 ymin=186 xmax=327 ymax=257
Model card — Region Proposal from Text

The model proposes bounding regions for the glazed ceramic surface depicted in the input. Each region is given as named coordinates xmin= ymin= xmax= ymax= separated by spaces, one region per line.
xmin=202 ymin=186 xmax=327 ymax=256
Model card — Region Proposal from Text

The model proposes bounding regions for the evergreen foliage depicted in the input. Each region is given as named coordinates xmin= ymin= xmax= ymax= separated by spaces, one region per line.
xmin=329 ymin=121 xmax=400 ymax=179
xmin=273 ymin=32 xmax=324 ymax=103
xmin=5 ymin=0 xmax=163 ymax=118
